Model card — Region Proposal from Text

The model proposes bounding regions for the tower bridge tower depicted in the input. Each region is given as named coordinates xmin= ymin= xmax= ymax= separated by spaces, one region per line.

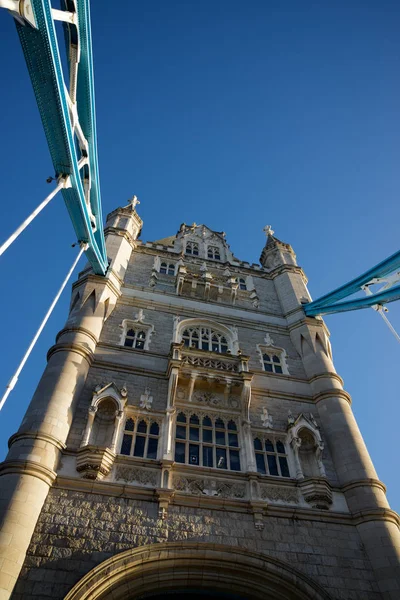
xmin=0 ymin=202 xmax=399 ymax=600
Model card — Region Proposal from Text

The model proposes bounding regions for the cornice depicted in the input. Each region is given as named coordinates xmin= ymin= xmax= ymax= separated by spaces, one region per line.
xmin=104 ymin=226 xmax=137 ymax=249
xmin=351 ymin=508 xmax=400 ymax=528
xmin=47 ymin=342 xmax=94 ymax=365
xmin=56 ymin=326 xmax=99 ymax=346
xmin=71 ymin=273 xmax=122 ymax=299
xmin=313 ymin=388 xmax=352 ymax=406
xmin=341 ymin=478 xmax=387 ymax=495
xmin=309 ymin=372 xmax=344 ymax=387
xmin=91 ymin=359 xmax=167 ymax=380
xmin=8 ymin=431 xmax=66 ymax=452
xmin=0 ymin=459 xmax=56 ymax=486
xmin=266 ymin=264 xmax=308 ymax=284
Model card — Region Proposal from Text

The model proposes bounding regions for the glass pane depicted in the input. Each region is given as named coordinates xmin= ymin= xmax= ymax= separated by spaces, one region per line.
xmin=189 ymin=444 xmax=199 ymax=465
xmin=279 ymin=456 xmax=290 ymax=478
xmin=265 ymin=439 xmax=274 ymax=452
xmin=127 ymin=329 xmax=136 ymax=337
xmin=276 ymin=441 xmax=285 ymax=454
xmin=274 ymin=365 xmax=283 ymax=374
xmin=221 ymin=344 xmax=228 ymax=353
xmin=138 ymin=331 xmax=146 ymax=339
xmin=183 ymin=337 xmax=190 ymax=347
xmin=264 ymin=363 xmax=273 ymax=372
xmin=212 ymin=342 xmax=219 ymax=352
xmin=202 ymin=445 xmax=213 ymax=467
xmin=134 ymin=435 xmax=145 ymax=457
xmin=216 ymin=447 xmax=227 ymax=469
xmin=228 ymin=433 xmax=238 ymax=447
xmin=256 ymin=453 xmax=266 ymax=474
xmin=192 ymin=331 xmax=199 ymax=339
xmin=147 ymin=437 xmax=158 ymax=459
xmin=229 ymin=450 xmax=241 ymax=471
xmin=190 ymin=414 xmax=199 ymax=425
xmin=216 ymin=430 xmax=225 ymax=445
xmin=189 ymin=427 xmax=199 ymax=441
xmin=193 ymin=248 xmax=199 ymax=256
xmin=137 ymin=420 xmax=147 ymax=433
xmin=175 ymin=442 xmax=185 ymax=463
xmin=120 ymin=434 xmax=132 ymax=455
xmin=125 ymin=418 xmax=134 ymax=432
xmin=202 ymin=428 xmax=212 ymax=443
xmin=267 ymin=454 xmax=279 ymax=476
xmin=201 ymin=340 xmax=209 ymax=351
xmin=272 ymin=355 xmax=280 ymax=363
xmin=228 ymin=420 xmax=237 ymax=431
xmin=150 ymin=422 xmax=159 ymax=435
xmin=124 ymin=338 xmax=134 ymax=347
xmin=135 ymin=339 xmax=145 ymax=349
xmin=254 ymin=438 xmax=263 ymax=451
xmin=176 ymin=425 xmax=186 ymax=440
xmin=168 ymin=265 xmax=175 ymax=275
xmin=263 ymin=354 xmax=270 ymax=361
xmin=215 ymin=253 xmax=220 ymax=260
xmin=177 ymin=412 xmax=186 ymax=423
xmin=203 ymin=416 xmax=212 ymax=427
xmin=215 ymin=418 xmax=225 ymax=429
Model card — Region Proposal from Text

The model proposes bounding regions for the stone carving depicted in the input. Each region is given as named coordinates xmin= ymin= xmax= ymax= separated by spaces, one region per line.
xmin=192 ymin=391 xmax=220 ymax=406
xmin=287 ymin=410 xmax=295 ymax=425
xmin=263 ymin=225 xmax=274 ymax=238
xmin=115 ymin=465 xmax=159 ymax=487
xmin=134 ymin=309 xmax=145 ymax=322
xmin=139 ymin=388 xmax=153 ymax=410
xmin=181 ymin=354 xmax=239 ymax=372
xmin=264 ymin=332 xmax=275 ymax=346
xmin=309 ymin=413 xmax=319 ymax=428
xmin=261 ymin=407 xmax=273 ymax=429
xmin=173 ymin=475 xmax=246 ymax=499
xmin=260 ymin=485 xmax=299 ymax=504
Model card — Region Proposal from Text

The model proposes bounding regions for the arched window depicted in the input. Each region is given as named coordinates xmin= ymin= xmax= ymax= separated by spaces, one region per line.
xmin=124 ymin=329 xmax=147 ymax=349
xmin=120 ymin=418 xmax=160 ymax=459
xmin=185 ymin=241 xmax=199 ymax=256
xmin=263 ymin=353 xmax=283 ymax=374
xmin=174 ymin=413 xmax=240 ymax=471
xmin=207 ymin=246 xmax=221 ymax=260
xmin=160 ymin=262 xmax=175 ymax=275
xmin=181 ymin=326 xmax=229 ymax=353
xmin=238 ymin=278 xmax=247 ymax=290
xmin=254 ymin=438 xmax=290 ymax=477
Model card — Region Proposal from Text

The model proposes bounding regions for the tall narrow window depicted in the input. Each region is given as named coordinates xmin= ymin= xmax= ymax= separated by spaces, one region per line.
xmin=124 ymin=329 xmax=147 ymax=349
xmin=254 ymin=438 xmax=290 ymax=477
xmin=174 ymin=413 xmax=240 ymax=471
xmin=120 ymin=418 xmax=160 ymax=459
xmin=207 ymin=246 xmax=221 ymax=260
xmin=186 ymin=241 xmax=199 ymax=256
xmin=238 ymin=278 xmax=247 ymax=290
xmin=263 ymin=353 xmax=283 ymax=374
xmin=181 ymin=326 xmax=229 ymax=353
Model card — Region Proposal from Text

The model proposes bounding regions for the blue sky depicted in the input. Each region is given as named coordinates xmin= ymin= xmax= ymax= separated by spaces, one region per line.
xmin=0 ymin=1 xmax=399 ymax=510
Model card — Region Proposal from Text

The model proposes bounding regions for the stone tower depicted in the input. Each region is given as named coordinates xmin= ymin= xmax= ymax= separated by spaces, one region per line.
xmin=0 ymin=203 xmax=399 ymax=600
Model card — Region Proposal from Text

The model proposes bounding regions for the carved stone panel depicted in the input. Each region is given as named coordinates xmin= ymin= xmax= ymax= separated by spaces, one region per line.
xmin=115 ymin=465 xmax=159 ymax=487
xmin=173 ymin=475 xmax=246 ymax=499
xmin=259 ymin=484 xmax=299 ymax=504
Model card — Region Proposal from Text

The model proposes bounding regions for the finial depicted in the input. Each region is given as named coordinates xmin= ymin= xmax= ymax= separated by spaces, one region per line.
xmin=263 ymin=225 xmax=274 ymax=238
xmin=128 ymin=195 xmax=140 ymax=210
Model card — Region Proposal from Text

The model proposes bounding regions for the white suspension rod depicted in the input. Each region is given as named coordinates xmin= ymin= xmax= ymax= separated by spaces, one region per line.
xmin=0 ymin=180 xmax=64 ymax=257
xmin=378 ymin=309 xmax=400 ymax=344
xmin=0 ymin=244 xmax=87 ymax=412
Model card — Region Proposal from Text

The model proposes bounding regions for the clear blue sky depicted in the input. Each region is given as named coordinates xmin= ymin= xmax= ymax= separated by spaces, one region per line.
xmin=0 ymin=1 xmax=399 ymax=511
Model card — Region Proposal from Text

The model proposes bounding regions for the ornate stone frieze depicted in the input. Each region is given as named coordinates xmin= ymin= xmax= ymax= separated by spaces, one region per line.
xmin=181 ymin=354 xmax=239 ymax=372
xmin=115 ymin=465 xmax=159 ymax=487
xmin=173 ymin=475 xmax=246 ymax=499
xmin=76 ymin=446 xmax=116 ymax=480
xmin=259 ymin=484 xmax=299 ymax=504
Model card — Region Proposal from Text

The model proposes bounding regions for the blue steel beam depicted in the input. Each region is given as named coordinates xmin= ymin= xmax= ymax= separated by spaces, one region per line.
xmin=304 ymin=283 xmax=400 ymax=316
xmin=14 ymin=0 xmax=107 ymax=274
xmin=304 ymin=248 xmax=400 ymax=313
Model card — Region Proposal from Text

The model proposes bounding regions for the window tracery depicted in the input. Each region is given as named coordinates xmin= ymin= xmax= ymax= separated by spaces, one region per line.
xmin=120 ymin=417 xmax=160 ymax=459
xmin=253 ymin=437 xmax=290 ymax=477
xmin=182 ymin=326 xmax=229 ymax=353
xmin=207 ymin=246 xmax=221 ymax=260
xmin=262 ymin=353 xmax=283 ymax=374
xmin=160 ymin=262 xmax=175 ymax=275
xmin=124 ymin=328 xmax=147 ymax=349
xmin=185 ymin=241 xmax=199 ymax=256
xmin=174 ymin=412 xmax=241 ymax=471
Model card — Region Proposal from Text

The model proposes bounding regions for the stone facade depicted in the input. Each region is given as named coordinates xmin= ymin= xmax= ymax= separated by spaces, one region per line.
xmin=0 ymin=201 xmax=399 ymax=600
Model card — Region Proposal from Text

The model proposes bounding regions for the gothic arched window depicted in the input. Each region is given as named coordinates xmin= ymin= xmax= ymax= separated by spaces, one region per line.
xmin=160 ymin=262 xmax=175 ymax=275
xmin=238 ymin=278 xmax=247 ymax=290
xmin=124 ymin=329 xmax=147 ymax=349
xmin=263 ymin=353 xmax=283 ymax=374
xmin=253 ymin=438 xmax=290 ymax=477
xmin=120 ymin=418 xmax=160 ymax=459
xmin=207 ymin=246 xmax=221 ymax=260
xmin=186 ymin=241 xmax=199 ymax=256
xmin=174 ymin=413 xmax=240 ymax=471
xmin=181 ymin=326 xmax=229 ymax=353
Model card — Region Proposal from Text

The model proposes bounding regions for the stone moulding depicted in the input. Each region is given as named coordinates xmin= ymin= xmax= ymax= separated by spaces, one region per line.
xmin=76 ymin=446 xmax=116 ymax=480
xmin=115 ymin=465 xmax=159 ymax=487
xmin=259 ymin=484 xmax=299 ymax=504
xmin=298 ymin=477 xmax=332 ymax=510
xmin=172 ymin=474 xmax=247 ymax=499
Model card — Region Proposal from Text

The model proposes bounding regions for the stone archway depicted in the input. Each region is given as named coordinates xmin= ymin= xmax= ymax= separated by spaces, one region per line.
xmin=64 ymin=542 xmax=333 ymax=600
